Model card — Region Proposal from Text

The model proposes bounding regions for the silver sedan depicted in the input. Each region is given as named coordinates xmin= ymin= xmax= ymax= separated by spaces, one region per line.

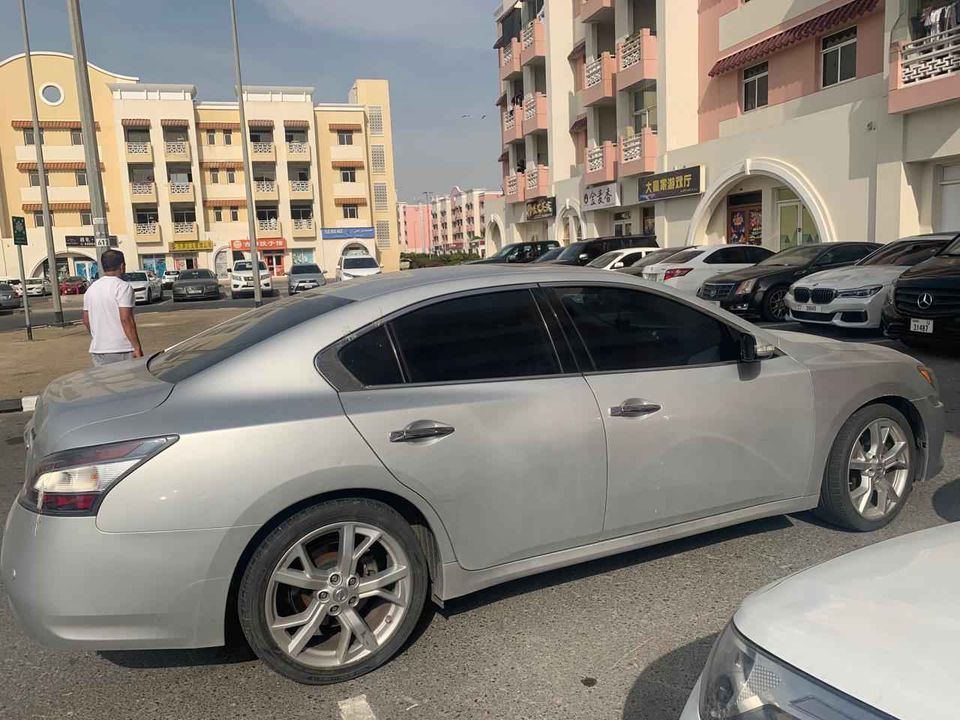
xmin=1 ymin=266 xmax=945 ymax=685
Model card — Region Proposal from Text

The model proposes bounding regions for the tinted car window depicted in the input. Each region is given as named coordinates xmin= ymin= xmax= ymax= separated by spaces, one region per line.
xmin=390 ymin=290 xmax=560 ymax=384
xmin=704 ymin=247 xmax=746 ymax=264
xmin=533 ymin=247 xmax=563 ymax=263
xmin=339 ymin=326 xmax=402 ymax=387
xmin=344 ymin=257 xmax=379 ymax=270
xmin=556 ymin=241 xmax=604 ymax=263
xmin=292 ymin=264 xmax=322 ymax=275
xmin=177 ymin=270 xmax=212 ymax=280
xmin=123 ymin=272 xmax=148 ymax=281
xmin=554 ymin=286 xmax=740 ymax=371
xmin=745 ymin=246 xmax=774 ymax=263
xmin=818 ymin=245 xmax=874 ymax=266
xmin=149 ymin=294 xmax=352 ymax=383
xmin=631 ymin=248 xmax=684 ymax=269
xmin=660 ymin=250 xmax=704 ymax=265
xmin=619 ymin=251 xmax=646 ymax=266
xmin=859 ymin=239 xmax=949 ymax=267
xmin=588 ymin=251 xmax=623 ymax=268
xmin=759 ymin=245 xmax=822 ymax=266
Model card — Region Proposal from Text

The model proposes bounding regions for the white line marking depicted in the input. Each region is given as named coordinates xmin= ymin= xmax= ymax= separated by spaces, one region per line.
xmin=338 ymin=695 xmax=378 ymax=720
xmin=20 ymin=396 xmax=38 ymax=412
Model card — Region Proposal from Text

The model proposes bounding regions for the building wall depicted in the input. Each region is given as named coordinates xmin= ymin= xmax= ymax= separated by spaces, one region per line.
xmin=398 ymin=202 xmax=432 ymax=253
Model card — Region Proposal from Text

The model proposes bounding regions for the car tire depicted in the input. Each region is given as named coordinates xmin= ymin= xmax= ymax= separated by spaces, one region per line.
xmin=760 ymin=285 xmax=789 ymax=323
xmin=230 ymin=292 xmax=237 ymax=300
xmin=816 ymin=403 xmax=916 ymax=532
xmin=238 ymin=498 xmax=428 ymax=685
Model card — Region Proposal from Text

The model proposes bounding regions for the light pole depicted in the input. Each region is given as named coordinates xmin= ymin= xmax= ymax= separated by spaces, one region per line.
xmin=229 ymin=0 xmax=262 ymax=307
xmin=19 ymin=0 xmax=64 ymax=325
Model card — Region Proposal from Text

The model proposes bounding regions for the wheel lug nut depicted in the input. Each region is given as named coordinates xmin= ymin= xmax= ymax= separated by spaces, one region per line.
xmin=347 ymin=577 xmax=358 ymax=587
xmin=348 ymin=597 xmax=358 ymax=606
xmin=329 ymin=573 xmax=341 ymax=585
xmin=330 ymin=605 xmax=340 ymax=615
xmin=319 ymin=591 xmax=329 ymax=601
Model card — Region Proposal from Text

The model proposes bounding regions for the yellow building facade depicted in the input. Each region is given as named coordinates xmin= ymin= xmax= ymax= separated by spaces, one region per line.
xmin=0 ymin=52 xmax=401 ymax=280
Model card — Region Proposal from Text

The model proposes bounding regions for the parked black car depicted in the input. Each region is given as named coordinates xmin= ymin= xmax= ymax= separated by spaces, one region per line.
xmin=471 ymin=241 xmax=559 ymax=264
xmin=698 ymin=242 xmax=877 ymax=322
xmin=550 ymin=235 xmax=659 ymax=266
xmin=172 ymin=269 xmax=221 ymax=302
xmin=883 ymin=231 xmax=960 ymax=346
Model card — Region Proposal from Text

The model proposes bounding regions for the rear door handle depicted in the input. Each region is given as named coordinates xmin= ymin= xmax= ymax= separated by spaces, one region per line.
xmin=390 ymin=421 xmax=456 ymax=443
xmin=609 ymin=399 xmax=661 ymax=418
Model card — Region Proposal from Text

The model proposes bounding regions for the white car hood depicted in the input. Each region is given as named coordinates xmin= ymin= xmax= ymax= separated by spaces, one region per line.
xmin=735 ymin=523 xmax=960 ymax=720
xmin=342 ymin=268 xmax=381 ymax=277
xmin=796 ymin=265 xmax=906 ymax=289
xmin=127 ymin=280 xmax=148 ymax=290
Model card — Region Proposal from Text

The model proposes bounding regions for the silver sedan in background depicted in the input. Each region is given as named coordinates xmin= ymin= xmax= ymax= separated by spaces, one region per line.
xmin=1 ymin=266 xmax=944 ymax=685
xmin=288 ymin=263 xmax=326 ymax=294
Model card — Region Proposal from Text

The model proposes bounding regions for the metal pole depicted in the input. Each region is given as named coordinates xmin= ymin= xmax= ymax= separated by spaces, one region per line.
xmin=230 ymin=0 xmax=262 ymax=307
xmin=67 ymin=0 xmax=110 ymax=272
xmin=16 ymin=246 xmax=33 ymax=341
xmin=20 ymin=0 xmax=64 ymax=325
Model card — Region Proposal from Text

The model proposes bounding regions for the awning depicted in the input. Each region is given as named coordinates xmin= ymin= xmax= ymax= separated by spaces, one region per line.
xmin=332 ymin=160 xmax=365 ymax=169
xmin=329 ymin=123 xmax=362 ymax=132
xmin=284 ymin=119 xmax=310 ymax=129
xmin=570 ymin=115 xmax=587 ymax=133
xmin=17 ymin=162 xmax=103 ymax=171
xmin=161 ymin=118 xmax=190 ymax=127
xmin=709 ymin=0 xmax=880 ymax=76
xmin=197 ymin=121 xmax=241 ymax=130
xmin=334 ymin=197 xmax=368 ymax=206
xmin=23 ymin=202 xmax=99 ymax=212
xmin=496 ymin=93 xmax=508 ymax=108
xmin=121 ymin=118 xmax=151 ymax=128
xmin=11 ymin=119 xmax=99 ymax=130
xmin=498 ymin=151 xmax=509 ymax=163
xmin=248 ymin=119 xmax=274 ymax=128
xmin=568 ymin=40 xmax=587 ymax=62
xmin=200 ymin=160 xmax=244 ymax=169
xmin=203 ymin=198 xmax=247 ymax=208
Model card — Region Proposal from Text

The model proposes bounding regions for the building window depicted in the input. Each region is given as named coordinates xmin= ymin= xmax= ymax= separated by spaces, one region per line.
xmin=211 ymin=169 xmax=220 ymax=184
xmin=213 ymin=207 xmax=223 ymax=222
xmin=371 ymin=145 xmax=386 ymax=173
xmin=822 ymin=27 xmax=857 ymax=88
xmin=227 ymin=169 xmax=237 ymax=183
xmin=368 ymin=105 xmax=384 ymax=136
xmin=224 ymin=130 xmax=233 ymax=145
xmin=70 ymin=129 xmax=83 ymax=146
xmin=23 ymin=128 xmax=43 ymax=145
xmin=207 ymin=130 xmax=216 ymax=145
xmin=76 ymin=170 xmax=87 ymax=186
xmin=340 ymin=168 xmax=357 ymax=182
xmin=80 ymin=210 xmax=92 ymax=226
xmin=343 ymin=204 xmax=360 ymax=219
xmin=172 ymin=209 xmax=197 ymax=223
xmin=337 ymin=130 xmax=354 ymax=146
xmin=230 ymin=206 xmax=239 ymax=221
xmin=33 ymin=211 xmax=50 ymax=227
xmin=376 ymin=220 xmax=391 ymax=248
xmin=742 ymin=62 xmax=769 ymax=112
xmin=291 ymin=205 xmax=313 ymax=220
xmin=28 ymin=171 xmax=43 ymax=187
xmin=374 ymin=182 xmax=389 ymax=210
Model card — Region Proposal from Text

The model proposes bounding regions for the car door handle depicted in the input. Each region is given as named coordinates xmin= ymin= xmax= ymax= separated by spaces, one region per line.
xmin=390 ymin=421 xmax=455 ymax=443
xmin=609 ymin=400 xmax=661 ymax=418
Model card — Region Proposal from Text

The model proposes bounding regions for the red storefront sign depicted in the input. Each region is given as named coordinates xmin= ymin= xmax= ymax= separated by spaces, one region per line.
xmin=231 ymin=238 xmax=287 ymax=251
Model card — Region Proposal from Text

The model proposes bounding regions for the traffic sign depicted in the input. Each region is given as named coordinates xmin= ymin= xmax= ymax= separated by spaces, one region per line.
xmin=95 ymin=236 xmax=110 ymax=248
xmin=12 ymin=216 xmax=27 ymax=246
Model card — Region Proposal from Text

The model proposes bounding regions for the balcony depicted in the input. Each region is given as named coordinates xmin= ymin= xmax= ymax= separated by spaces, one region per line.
xmin=499 ymin=37 xmax=522 ymax=81
xmin=256 ymin=218 xmax=281 ymax=236
xmin=521 ymin=18 xmax=545 ymax=65
xmin=172 ymin=221 xmax=198 ymax=241
xmin=286 ymin=141 xmax=311 ymax=161
xmin=334 ymin=181 xmax=366 ymax=197
xmin=583 ymin=53 xmax=616 ymax=107
xmin=330 ymin=144 xmax=365 ymax=163
xmin=20 ymin=185 xmax=89 ymax=204
xmin=200 ymin=143 xmax=242 ymax=163
xmin=125 ymin=142 xmax=154 ymax=164
xmin=523 ymin=93 xmax=549 ymax=135
xmin=292 ymin=218 xmax=315 ymax=238
xmin=251 ymin=142 xmax=276 ymax=162
xmin=889 ymin=27 xmax=960 ymax=114
xmin=580 ymin=0 xmax=613 ymax=23
xmin=254 ymin=180 xmax=279 ymax=202
xmin=168 ymin=181 xmax=195 ymax=203
xmin=504 ymin=172 xmax=526 ymax=204
xmin=205 ymin=183 xmax=245 ymax=202
xmin=134 ymin=222 xmax=161 ymax=244
xmin=130 ymin=181 xmax=157 ymax=204
xmin=164 ymin=141 xmax=191 ymax=162
xmin=584 ymin=142 xmax=617 ymax=186
xmin=289 ymin=179 xmax=313 ymax=200
xmin=15 ymin=144 xmax=92 ymax=163
xmin=525 ymin=164 xmax=550 ymax=199
xmin=503 ymin=108 xmax=524 ymax=145
xmin=617 ymin=30 xmax=658 ymax=91
xmin=619 ymin=129 xmax=658 ymax=177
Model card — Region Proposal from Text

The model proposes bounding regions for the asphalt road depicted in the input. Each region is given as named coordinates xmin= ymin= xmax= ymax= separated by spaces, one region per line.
xmin=0 ymin=333 xmax=957 ymax=720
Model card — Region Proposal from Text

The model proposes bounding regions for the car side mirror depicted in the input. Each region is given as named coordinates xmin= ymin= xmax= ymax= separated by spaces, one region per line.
xmin=613 ymin=262 xmax=624 ymax=269
xmin=579 ymin=253 xmax=589 ymax=261
xmin=740 ymin=334 xmax=776 ymax=364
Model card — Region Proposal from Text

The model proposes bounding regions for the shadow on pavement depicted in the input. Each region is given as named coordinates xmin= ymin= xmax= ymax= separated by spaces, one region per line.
xmin=99 ymin=642 xmax=256 ymax=669
xmin=621 ymin=633 xmax=717 ymax=720
xmin=932 ymin=477 xmax=960 ymax=522
xmin=442 ymin=515 xmax=792 ymax=617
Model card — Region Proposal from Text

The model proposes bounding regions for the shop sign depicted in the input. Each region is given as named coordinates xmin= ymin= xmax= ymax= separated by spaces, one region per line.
xmin=525 ymin=196 xmax=556 ymax=221
xmin=65 ymin=234 xmax=118 ymax=248
xmin=230 ymin=238 xmax=287 ymax=251
xmin=321 ymin=227 xmax=376 ymax=240
xmin=638 ymin=166 xmax=704 ymax=203
xmin=172 ymin=240 xmax=214 ymax=252
xmin=582 ymin=182 xmax=620 ymax=211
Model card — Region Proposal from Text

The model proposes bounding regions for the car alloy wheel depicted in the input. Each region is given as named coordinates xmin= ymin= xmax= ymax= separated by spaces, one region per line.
xmin=763 ymin=287 xmax=789 ymax=322
xmin=847 ymin=418 xmax=911 ymax=521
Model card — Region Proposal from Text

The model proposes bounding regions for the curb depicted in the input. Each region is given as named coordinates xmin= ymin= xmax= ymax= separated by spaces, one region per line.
xmin=0 ymin=395 xmax=37 ymax=415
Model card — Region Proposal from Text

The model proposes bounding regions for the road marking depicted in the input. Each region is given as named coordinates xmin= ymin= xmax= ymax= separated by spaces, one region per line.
xmin=338 ymin=695 xmax=377 ymax=720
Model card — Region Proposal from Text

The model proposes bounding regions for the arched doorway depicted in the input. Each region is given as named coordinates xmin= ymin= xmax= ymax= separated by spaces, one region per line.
xmin=342 ymin=242 xmax=370 ymax=257
xmin=31 ymin=251 xmax=97 ymax=281
xmin=214 ymin=247 xmax=232 ymax=279
xmin=557 ymin=209 xmax=582 ymax=246
xmin=486 ymin=219 xmax=504 ymax=256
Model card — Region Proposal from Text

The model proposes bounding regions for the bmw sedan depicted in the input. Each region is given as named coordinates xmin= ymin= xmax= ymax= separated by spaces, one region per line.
xmin=685 ymin=523 xmax=958 ymax=720
xmin=1 ymin=266 xmax=944 ymax=686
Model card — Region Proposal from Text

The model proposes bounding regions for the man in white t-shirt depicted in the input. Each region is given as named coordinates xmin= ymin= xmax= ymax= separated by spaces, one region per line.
xmin=82 ymin=249 xmax=143 ymax=366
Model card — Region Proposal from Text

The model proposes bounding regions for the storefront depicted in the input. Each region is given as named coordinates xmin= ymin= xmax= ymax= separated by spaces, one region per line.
xmin=230 ymin=238 xmax=288 ymax=276
xmin=521 ymin=196 xmax=556 ymax=243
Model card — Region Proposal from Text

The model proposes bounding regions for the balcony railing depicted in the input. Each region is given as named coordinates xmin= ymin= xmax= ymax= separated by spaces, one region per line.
xmin=290 ymin=180 xmax=311 ymax=192
xmin=621 ymin=134 xmax=644 ymax=164
xmin=252 ymin=142 xmax=274 ymax=154
xmin=522 ymin=20 xmax=537 ymax=49
xmin=620 ymin=33 xmax=644 ymax=71
xmin=135 ymin=222 xmax=158 ymax=235
xmin=286 ymin=141 xmax=309 ymax=154
xmin=524 ymin=94 xmax=538 ymax=121
xmin=503 ymin=43 xmax=515 ymax=64
xmin=585 ymin=58 xmax=604 ymax=89
xmin=172 ymin=221 xmax=195 ymax=235
xmin=130 ymin=182 xmax=155 ymax=195
xmin=165 ymin=141 xmax=188 ymax=155
xmin=506 ymin=174 xmax=519 ymax=196
xmin=293 ymin=218 xmax=314 ymax=230
xmin=126 ymin=142 xmax=150 ymax=155
xmin=901 ymin=26 xmax=960 ymax=85
xmin=258 ymin=218 xmax=280 ymax=232
xmin=504 ymin=110 xmax=517 ymax=131
xmin=254 ymin=180 xmax=276 ymax=192
xmin=526 ymin=166 xmax=541 ymax=191
xmin=587 ymin=146 xmax=606 ymax=173
xmin=169 ymin=182 xmax=192 ymax=195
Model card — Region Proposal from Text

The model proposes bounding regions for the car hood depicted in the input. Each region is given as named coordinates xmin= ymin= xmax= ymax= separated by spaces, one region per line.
xmin=704 ymin=265 xmax=795 ymax=283
xmin=126 ymin=280 xmax=149 ymax=290
xmin=342 ymin=267 xmax=381 ymax=276
xmin=29 ymin=361 xmax=174 ymax=458
xmin=175 ymin=278 xmax=216 ymax=288
xmin=795 ymin=265 xmax=905 ymax=289
xmin=735 ymin=523 xmax=960 ymax=720
xmin=898 ymin=254 xmax=960 ymax=285
xmin=233 ymin=271 xmax=269 ymax=279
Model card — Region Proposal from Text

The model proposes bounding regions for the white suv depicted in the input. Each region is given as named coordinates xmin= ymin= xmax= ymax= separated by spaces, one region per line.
xmin=336 ymin=255 xmax=382 ymax=282
xmin=230 ymin=260 xmax=274 ymax=299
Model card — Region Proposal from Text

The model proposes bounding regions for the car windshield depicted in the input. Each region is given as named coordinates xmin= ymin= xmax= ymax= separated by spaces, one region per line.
xmin=660 ymin=250 xmax=703 ymax=265
xmin=532 ymin=247 xmax=563 ymax=263
xmin=489 ymin=243 xmax=522 ymax=259
xmin=26 ymin=279 xmax=44 ymax=285
xmin=858 ymin=238 xmax=950 ymax=267
xmin=234 ymin=262 xmax=267 ymax=272
xmin=942 ymin=235 xmax=960 ymax=256
xmin=178 ymin=270 xmax=211 ymax=280
xmin=165 ymin=271 xmax=180 ymax=276
xmin=632 ymin=248 xmax=684 ymax=268
xmin=291 ymin=264 xmax=322 ymax=274
xmin=555 ymin=242 xmax=591 ymax=261
xmin=0 ymin=283 xmax=11 ymax=292
xmin=343 ymin=257 xmax=379 ymax=270
xmin=123 ymin=272 xmax=148 ymax=282
xmin=759 ymin=245 xmax=823 ymax=267
xmin=587 ymin=251 xmax=623 ymax=268
xmin=149 ymin=293 xmax=353 ymax=383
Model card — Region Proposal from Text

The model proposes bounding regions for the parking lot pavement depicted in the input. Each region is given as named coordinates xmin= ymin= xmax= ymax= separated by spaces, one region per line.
xmin=0 ymin=337 xmax=957 ymax=720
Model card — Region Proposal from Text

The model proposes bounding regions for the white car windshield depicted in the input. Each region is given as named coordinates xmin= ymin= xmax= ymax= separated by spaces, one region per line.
xmin=235 ymin=262 xmax=267 ymax=272
xmin=588 ymin=251 xmax=622 ymax=268
xmin=123 ymin=272 xmax=148 ymax=282
xmin=343 ymin=257 xmax=379 ymax=270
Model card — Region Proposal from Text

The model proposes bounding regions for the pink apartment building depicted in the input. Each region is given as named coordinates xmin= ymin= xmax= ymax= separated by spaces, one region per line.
xmin=397 ymin=201 xmax=432 ymax=254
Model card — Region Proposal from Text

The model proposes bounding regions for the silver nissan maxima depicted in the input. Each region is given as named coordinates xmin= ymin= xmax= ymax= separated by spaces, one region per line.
xmin=1 ymin=266 xmax=944 ymax=685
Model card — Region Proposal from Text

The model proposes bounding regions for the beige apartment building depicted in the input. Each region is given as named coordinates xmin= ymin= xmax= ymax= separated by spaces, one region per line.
xmin=0 ymin=52 xmax=400 ymax=280
xmin=430 ymin=187 xmax=501 ymax=253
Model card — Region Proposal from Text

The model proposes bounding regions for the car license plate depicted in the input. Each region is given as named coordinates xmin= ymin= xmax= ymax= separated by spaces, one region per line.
xmin=800 ymin=304 xmax=823 ymax=313
xmin=910 ymin=318 xmax=934 ymax=334
xmin=187 ymin=287 xmax=202 ymax=294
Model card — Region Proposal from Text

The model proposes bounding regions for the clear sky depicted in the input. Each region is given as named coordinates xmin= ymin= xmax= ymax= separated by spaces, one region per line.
xmin=0 ymin=0 xmax=503 ymax=201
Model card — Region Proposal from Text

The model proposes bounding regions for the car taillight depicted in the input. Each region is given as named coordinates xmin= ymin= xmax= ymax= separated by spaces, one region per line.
xmin=20 ymin=436 xmax=177 ymax=516
xmin=663 ymin=268 xmax=693 ymax=281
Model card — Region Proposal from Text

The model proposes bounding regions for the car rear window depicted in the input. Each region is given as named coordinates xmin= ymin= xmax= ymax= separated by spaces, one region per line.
xmin=661 ymin=250 xmax=703 ymax=264
xmin=292 ymin=264 xmax=322 ymax=275
xmin=344 ymin=257 xmax=379 ymax=270
xmin=148 ymin=294 xmax=352 ymax=383
xmin=178 ymin=270 xmax=212 ymax=280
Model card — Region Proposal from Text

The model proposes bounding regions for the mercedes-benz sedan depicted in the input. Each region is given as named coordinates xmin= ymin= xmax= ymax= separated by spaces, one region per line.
xmin=1 ymin=267 xmax=944 ymax=686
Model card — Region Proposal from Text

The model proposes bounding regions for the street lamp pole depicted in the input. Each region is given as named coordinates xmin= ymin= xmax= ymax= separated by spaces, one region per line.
xmin=229 ymin=0 xmax=262 ymax=307
xmin=19 ymin=0 xmax=64 ymax=325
